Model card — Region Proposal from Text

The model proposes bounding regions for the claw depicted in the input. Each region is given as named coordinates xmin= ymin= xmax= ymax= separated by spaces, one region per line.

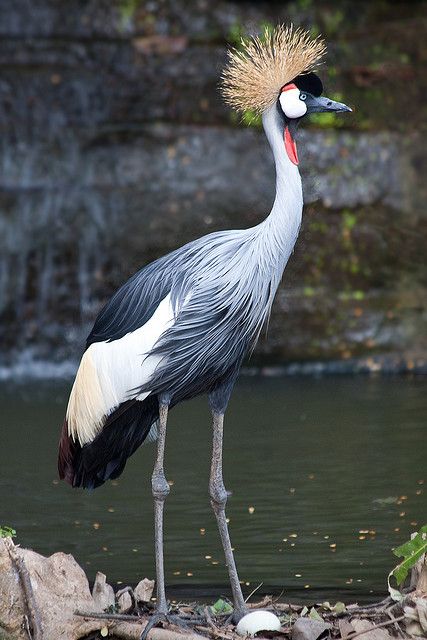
xmin=140 ymin=612 xmax=166 ymax=640
xmin=140 ymin=612 xmax=191 ymax=640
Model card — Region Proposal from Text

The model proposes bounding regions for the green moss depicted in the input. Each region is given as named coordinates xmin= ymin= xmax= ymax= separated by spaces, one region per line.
xmin=118 ymin=0 xmax=140 ymax=30
xmin=342 ymin=211 xmax=357 ymax=231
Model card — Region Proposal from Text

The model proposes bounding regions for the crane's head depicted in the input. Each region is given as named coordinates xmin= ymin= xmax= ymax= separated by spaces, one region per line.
xmin=221 ymin=25 xmax=351 ymax=165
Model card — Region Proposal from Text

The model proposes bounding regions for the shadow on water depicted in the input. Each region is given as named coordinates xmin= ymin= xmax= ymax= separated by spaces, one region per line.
xmin=0 ymin=375 xmax=426 ymax=603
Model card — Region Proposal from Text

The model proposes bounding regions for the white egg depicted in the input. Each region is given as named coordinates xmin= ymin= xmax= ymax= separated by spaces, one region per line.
xmin=236 ymin=610 xmax=281 ymax=636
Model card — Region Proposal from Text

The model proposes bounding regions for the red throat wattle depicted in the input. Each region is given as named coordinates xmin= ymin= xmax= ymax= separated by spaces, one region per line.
xmin=284 ymin=126 xmax=299 ymax=165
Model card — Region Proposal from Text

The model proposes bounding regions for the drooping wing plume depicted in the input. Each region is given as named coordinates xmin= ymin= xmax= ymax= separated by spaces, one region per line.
xmin=221 ymin=24 xmax=326 ymax=115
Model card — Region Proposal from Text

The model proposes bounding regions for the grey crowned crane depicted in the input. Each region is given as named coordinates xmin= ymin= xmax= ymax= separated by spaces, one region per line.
xmin=58 ymin=25 xmax=351 ymax=628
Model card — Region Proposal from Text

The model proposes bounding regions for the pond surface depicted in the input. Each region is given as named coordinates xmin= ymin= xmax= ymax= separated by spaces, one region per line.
xmin=0 ymin=375 xmax=426 ymax=604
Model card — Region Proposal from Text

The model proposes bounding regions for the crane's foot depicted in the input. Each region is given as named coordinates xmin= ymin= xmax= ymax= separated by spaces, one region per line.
xmin=225 ymin=606 xmax=248 ymax=626
xmin=232 ymin=608 xmax=247 ymax=624
xmin=140 ymin=611 xmax=192 ymax=640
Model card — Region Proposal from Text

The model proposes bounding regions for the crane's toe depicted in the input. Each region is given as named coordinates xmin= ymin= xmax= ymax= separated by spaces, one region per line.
xmin=140 ymin=612 xmax=195 ymax=640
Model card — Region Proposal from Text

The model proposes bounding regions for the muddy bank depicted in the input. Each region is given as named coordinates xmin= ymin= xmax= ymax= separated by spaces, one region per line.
xmin=1 ymin=538 xmax=426 ymax=640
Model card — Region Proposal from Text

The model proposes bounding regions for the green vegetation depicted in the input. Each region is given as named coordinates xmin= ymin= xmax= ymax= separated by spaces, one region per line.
xmin=210 ymin=598 xmax=233 ymax=615
xmin=0 ymin=525 xmax=16 ymax=538
xmin=118 ymin=0 xmax=140 ymax=30
xmin=388 ymin=525 xmax=427 ymax=600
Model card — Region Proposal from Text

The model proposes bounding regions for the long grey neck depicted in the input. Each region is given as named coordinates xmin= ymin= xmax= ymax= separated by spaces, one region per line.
xmin=255 ymin=104 xmax=303 ymax=276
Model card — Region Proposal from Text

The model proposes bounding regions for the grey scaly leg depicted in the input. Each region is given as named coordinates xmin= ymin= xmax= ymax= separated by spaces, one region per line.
xmin=209 ymin=411 xmax=247 ymax=621
xmin=151 ymin=401 xmax=170 ymax=614
xmin=142 ymin=400 xmax=200 ymax=640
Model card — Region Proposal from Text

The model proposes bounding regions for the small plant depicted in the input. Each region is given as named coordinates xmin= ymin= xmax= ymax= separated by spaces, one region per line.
xmin=0 ymin=525 xmax=16 ymax=538
xmin=210 ymin=598 xmax=233 ymax=615
xmin=388 ymin=524 xmax=427 ymax=600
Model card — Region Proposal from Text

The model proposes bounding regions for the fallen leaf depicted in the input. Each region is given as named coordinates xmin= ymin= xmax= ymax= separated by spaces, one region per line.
xmin=292 ymin=617 xmax=331 ymax=640
xmin=332 ymin=601 xmax=346 ymax=615
xmin=308 ymin=608 xmax=323 ymax=622
xmin=338 ymin=619 xmax=354 ymax=638
xmin=351 ymin=619 xmax=392 ymax=640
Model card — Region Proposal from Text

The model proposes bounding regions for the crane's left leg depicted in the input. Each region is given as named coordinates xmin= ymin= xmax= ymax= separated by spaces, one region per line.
xmin=152 ymin=401 xmax=170 ymax=614
xmin=209 ymin=409 xmax=247 ymax=622
xmin=140 ymin=400 xmax=171 ymax=640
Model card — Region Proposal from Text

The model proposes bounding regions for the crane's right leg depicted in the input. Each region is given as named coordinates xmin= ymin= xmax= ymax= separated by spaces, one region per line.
xmin=209 ymin=410 xmax=247 ymax=622
xmin=152 ymin=401 xmax=170 ymax=614
xmin=141 ymin=400 xmax=170 ymax=640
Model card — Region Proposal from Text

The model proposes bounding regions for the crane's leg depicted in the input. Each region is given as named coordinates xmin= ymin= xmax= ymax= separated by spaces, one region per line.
xmin=141 ymin=401 xmax=171 ymax=640
xmin=209 ymin=410 xmax=247 ymax=621
xmin=141 ymin=400 xmax=199 ymax=640
xmin=151 ymin=401 xmax=170 ymax=614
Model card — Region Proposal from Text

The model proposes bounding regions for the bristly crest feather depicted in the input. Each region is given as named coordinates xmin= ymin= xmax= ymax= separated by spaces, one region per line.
xmin=221 ymin=24 xmax=326 ymax=115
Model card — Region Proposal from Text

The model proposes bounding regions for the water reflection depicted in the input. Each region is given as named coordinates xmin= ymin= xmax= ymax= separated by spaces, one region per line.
xmin=0 ymin=375 xmax=425 ymax=603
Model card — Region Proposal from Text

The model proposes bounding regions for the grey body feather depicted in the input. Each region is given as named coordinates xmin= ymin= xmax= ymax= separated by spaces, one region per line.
xmin=88 ymin=104 xmax=303 ymax=405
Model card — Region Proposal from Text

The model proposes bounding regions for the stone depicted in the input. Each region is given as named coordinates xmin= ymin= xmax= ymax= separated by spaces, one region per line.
xmin=118 ymin=590 xmax=133 ymax=614
xmin=0 ymin=538 xmax=102 ymax=640
xmin=134 ymin=578 xmax=155 ymax=603
xmin=92 ymin=572 xmax=115 ymax=611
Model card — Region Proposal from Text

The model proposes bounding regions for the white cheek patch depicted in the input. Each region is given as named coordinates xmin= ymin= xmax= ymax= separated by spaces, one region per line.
xmin=279 ymin=88 xmax=307 ymax=119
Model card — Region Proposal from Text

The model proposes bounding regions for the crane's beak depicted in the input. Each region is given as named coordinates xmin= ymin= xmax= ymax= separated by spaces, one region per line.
xmin=305 ymin=94 xmax=352 ymax=114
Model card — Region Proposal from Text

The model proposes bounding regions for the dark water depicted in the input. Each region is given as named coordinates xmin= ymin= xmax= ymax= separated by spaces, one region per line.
xmin=0 ymin=376 xmax=426 ymax=603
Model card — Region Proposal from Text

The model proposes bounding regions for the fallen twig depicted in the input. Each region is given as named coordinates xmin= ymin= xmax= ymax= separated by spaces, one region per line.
xmin=343 ymin=615 xmax=406 ymax=640
xmin=345 ymin=596 xmax=393 ymax=613
xmin=386 ymin=609 xmax=405 ymax=638
xmin=75 ymin=610 xmax=144 ymax=622
xmin=5 ymin=539 xmax=43 ymax=640
xmin=195 ymin=624 xmax=233 ymax=640
xmin=247 ymin=595 xmax=273 ymax=610
xmin=245 ymin=582 xmax=263 ymax=603
xmin=201 ymin=606 xmax=233 ymax=640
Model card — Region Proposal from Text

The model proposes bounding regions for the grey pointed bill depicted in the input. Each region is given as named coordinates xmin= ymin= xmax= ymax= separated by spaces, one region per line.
xmin=305 ymin=94 xmax=352 ymax=114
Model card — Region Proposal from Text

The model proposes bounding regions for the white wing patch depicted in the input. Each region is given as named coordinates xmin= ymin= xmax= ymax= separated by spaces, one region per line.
xmin=67 ymin=294 xmax=175 ymax=445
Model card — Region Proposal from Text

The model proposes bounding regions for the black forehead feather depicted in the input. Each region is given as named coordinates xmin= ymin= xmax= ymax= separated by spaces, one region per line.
xmin=292 ymin=72 xmax=323 ymax=97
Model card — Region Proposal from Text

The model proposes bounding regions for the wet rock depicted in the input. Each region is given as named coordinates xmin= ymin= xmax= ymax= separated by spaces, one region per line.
xmin=117 ymin=590 xmax=133 ymax=614
xmin=92 ymin=572 xmax=115 ymax=611
xmin=134 ymin=577 xmax=155 ymax=603
xmin=0 ymin=537 xmax=102 ymax=640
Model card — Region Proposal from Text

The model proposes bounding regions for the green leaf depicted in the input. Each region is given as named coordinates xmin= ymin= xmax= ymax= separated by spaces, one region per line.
xmin=0 ymin=526 xmax=16 ymax=538
xmin=210 ymin=598 xmax=233 ymax=615
xmin=388 ymin=525 xmax=427 ymax=598
xmin=332 ymin=602 xmax=346 ymax=615
xmin=309 ymin=608 xmax=323 ymax=621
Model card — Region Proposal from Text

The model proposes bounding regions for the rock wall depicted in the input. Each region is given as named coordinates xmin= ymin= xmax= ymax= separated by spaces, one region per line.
xmin=0 ymin=0 xmax=426 ymax=366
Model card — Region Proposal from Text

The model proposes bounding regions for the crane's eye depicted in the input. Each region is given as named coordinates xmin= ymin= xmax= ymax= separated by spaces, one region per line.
xmin=300 ymin=93 xmax=307 ymax=101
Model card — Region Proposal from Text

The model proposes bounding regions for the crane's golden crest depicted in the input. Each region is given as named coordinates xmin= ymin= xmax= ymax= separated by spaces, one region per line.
xmin=220 ymin=24 xmax=326 ymax=115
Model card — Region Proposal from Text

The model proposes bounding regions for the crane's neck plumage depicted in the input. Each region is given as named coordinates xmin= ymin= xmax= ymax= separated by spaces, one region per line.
xmin=255 ymin=104 xmax=303 ymax=278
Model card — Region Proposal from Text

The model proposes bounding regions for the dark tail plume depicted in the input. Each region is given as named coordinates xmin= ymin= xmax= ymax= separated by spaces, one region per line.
xmin=58 ymin=395 xmax=159 ymax=489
